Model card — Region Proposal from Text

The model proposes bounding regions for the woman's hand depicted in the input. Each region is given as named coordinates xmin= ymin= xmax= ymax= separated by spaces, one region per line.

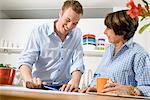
xmin=102 ymin=82 xmax=141 ymax=96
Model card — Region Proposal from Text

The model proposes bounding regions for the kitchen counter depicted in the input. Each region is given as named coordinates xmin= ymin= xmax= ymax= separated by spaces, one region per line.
xmin=0 ymin=86 xmax=149 ymax=100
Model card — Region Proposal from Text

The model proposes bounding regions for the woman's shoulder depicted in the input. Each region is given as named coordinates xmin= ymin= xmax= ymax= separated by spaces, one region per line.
xmin=131 ymin=42 xmax=150 ymax=56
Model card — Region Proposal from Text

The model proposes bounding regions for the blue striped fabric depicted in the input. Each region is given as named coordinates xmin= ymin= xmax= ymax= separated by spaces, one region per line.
xmin=90 ymin=38 xmax=150 ymax=96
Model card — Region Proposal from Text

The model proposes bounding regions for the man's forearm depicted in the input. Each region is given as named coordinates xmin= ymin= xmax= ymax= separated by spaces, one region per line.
xmin=19 ymin=64 xmax=32 ymax=82
xmin=71 ymin=70 xmax=82 ymax=87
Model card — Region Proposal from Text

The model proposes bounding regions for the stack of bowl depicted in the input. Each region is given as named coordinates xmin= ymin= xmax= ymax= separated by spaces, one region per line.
xmin=97 ymin=38 xmax=105 ymax=52
xmin=83 ymin=34 xmax=96 ymax=50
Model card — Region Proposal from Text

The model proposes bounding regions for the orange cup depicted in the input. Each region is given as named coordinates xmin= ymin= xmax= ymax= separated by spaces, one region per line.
xmin=96 ymin=77 xmax=110 ymax=93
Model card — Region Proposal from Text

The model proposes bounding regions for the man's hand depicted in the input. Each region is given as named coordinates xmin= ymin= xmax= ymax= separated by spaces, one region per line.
xmin=26 ymin=77 xmax=47 ymax=89
xmin=60 ymin=84 xmax=79 ymax=92
xmin=60 ymin=70 xmax=82 ymax=92
xmin=79 ymin=86 xmax=97 ymax=93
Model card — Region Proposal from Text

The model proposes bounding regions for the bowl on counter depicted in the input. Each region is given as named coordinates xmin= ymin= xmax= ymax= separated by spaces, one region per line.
xmin=0 ymin=67 xmax=16 ymax=85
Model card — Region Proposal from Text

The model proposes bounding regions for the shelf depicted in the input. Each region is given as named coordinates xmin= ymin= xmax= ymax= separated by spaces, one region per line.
xmin=0 ymin=47 xmax=23 ymax=54
xmin=83 ymin=50 xmax=103 ymax=57
xmin=0 ymin=47 xmax=103 ymax=57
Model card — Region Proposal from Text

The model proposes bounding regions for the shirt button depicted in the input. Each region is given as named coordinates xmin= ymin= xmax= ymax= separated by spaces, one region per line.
xmin=61 ymin=58 xmax=63 ymax=60
xmin=61 ymin=46 xmax=63 ymax=48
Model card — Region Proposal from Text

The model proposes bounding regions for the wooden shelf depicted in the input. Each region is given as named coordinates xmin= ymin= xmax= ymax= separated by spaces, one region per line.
xmin=0 ymin=47 xmax=23 ymax=54
xmin=83 ymin=50 xmax=103 ymax=57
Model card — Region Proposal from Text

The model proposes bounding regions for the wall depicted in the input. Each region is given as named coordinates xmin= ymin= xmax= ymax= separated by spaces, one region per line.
xmin=0 ymin=19 xmax=2 ymax=38
xmin=133 ymin=17 xmax=150 ymax=52
xmin=0 ymin=19 xmax=52 ymax=68
xmin=78 ymin=19 xmax=107 ymax=42
xmin=78 ymin=19 xmax=107 ymax=87
xmin=0 ymin=10 xmax=9 ymax=19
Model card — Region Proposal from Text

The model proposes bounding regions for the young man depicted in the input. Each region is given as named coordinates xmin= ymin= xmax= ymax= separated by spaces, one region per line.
xmin=18 ymin=0 xmax=84 ymax=92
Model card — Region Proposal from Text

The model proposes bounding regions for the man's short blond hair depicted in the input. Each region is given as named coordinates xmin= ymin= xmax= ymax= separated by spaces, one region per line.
xmin=62 ymin=0 xmax=83 ymax=15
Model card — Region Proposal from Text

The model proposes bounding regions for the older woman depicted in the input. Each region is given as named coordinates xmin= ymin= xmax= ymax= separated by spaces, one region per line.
xmin=81 ymin=10 xmax=150 ymax=96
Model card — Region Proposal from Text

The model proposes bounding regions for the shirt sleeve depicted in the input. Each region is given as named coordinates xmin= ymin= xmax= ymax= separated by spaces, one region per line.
xmin=70 ymin=28 xmax=85 ymax=74
xmin=18 ymin=27 xmax=40 ymax=70
xmin=134 ymin=52 xmax=150 ymax=96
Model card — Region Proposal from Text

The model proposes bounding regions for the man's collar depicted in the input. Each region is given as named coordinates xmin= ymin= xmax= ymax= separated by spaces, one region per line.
xmin=48 ymin=20 xmax=74 ymax=38
xmin=48 ymin=20 xmax=57 ymax=36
